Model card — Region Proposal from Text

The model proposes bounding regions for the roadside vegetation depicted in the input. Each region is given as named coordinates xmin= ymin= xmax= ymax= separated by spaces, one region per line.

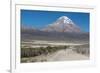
xmin=21 ymin=45 xmax=69 ymax=58
xmin=72 ymin=44 xmax=89 ymax=56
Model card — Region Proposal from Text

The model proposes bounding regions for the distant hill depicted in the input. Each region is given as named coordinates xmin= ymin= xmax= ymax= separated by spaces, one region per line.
xmin=21 ymin=30 xmax=89 ymax=43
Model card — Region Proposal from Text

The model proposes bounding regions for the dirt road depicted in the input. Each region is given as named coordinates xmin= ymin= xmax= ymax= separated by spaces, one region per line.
xmin=46 ymin=49 xmax=89 ymax=61
xmin=21 ymin=48 xmax=89 ymax=63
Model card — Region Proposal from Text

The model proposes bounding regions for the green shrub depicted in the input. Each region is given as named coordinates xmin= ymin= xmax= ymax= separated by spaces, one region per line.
xmin=21 ymin=45 xmax=69 ymax=58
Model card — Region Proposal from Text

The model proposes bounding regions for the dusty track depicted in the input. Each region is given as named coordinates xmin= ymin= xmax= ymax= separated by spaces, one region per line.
xmin=46 ymin=49 xmax=88 ymax=61
xmin=21 ymin=48 xmax=89 ymax=63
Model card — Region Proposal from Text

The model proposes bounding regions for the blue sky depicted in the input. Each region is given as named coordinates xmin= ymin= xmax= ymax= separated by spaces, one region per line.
xmin=21 ymin=10 xmax=90 ymax=32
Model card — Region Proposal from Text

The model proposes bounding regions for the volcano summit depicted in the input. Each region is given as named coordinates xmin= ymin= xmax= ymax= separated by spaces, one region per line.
xmin=42 ymin=16 xmax=81 ymax=33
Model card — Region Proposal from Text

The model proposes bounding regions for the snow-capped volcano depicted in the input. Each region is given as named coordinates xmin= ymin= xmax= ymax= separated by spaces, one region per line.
xmin=57 ymin=16 xmax=74 ymax=24
xmin=42 ymin=16 xmax=81 ymax=32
